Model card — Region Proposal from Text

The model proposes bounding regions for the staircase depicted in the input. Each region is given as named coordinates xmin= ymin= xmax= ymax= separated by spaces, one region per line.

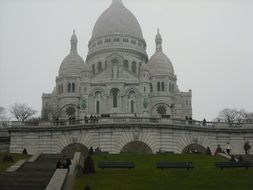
xmin=0 ymin=154 xmax=60 ymax=190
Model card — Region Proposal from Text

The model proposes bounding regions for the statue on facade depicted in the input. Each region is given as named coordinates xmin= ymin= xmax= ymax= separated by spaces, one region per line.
xmin=80 ymin=98 xmax=87 ymax=110
xmin=143 ymin=95 xmax=149 ymax=110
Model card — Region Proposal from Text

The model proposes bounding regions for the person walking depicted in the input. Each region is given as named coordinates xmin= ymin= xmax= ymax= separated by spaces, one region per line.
xmin=244 ymin=141 xmax=251 ymax=155
xmin=225 ymin=142 xmax=231 ymax=155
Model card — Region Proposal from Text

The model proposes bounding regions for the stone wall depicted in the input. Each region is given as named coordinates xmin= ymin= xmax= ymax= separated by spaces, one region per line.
xmin=8 ymin=122 xmax=253 ymax=155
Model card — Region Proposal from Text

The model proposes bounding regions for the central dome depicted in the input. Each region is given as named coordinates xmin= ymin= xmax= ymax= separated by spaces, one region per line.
xmin=92 ymin=0 xmax=143 ymax=40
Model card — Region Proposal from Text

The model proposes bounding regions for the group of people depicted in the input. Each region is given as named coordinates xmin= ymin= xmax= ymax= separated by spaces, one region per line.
xmin=214 ymin=141 xmax=251 ymax=155
xmin=84 ymin=115 xmax=100 ymax=124
xmin=56 ymin=155 xmax=72 ymax=172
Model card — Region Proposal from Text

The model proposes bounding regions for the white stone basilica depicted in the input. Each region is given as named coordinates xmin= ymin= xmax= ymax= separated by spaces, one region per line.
xmin=42 ymin=0 xmax=192 ymax=119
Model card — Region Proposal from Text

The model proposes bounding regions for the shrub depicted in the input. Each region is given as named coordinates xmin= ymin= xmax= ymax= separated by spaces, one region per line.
xmin=3 ymin=154 xmax=14 ymax=162
xmin=84 ymin=185 xmax=91 ymax=190
xmin=89 ymin=147 xmax=94 ymax=155
xmin=206 ymin=147 xmax=212 ymax=155
xmin=83 ymin=155 xmax=95 ymax=174
xmin=22 ymin=148 xmax=28 ymax=155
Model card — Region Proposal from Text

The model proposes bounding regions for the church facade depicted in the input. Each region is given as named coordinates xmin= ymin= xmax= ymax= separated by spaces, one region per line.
xmin=42 ymin=0 xmax=192 ymax=119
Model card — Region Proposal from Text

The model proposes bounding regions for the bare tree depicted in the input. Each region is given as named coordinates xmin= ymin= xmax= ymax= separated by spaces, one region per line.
xmin=0 ymin=106 xmax=6 ymax=120
xmin=42 ymin=104 xmax=62 ymax=121
xmin=217 ymin=108 xmax=253 ymax=124
xmin=240 ymin=111 xmax=253 ymax=123
xmin=0 ymin=106 xmax=10 ymax=123
xmin=218 ymin=109 xmax=238 ymax=123
xmin=10 ymin=103 xmax=37 ymax=122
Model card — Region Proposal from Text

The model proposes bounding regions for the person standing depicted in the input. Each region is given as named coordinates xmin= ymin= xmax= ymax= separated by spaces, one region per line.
xmin=203 ymin=118 xmax=206 ymax=126
xmin=244 ymin=141 xmax=251 ymax=155
xmin=225 ymin=142 xmax=231 ymax=155
xmin=63 ymin=155 xmax=72 ymax=172
xmin=214 ymin=144 xmax=222 ymax=155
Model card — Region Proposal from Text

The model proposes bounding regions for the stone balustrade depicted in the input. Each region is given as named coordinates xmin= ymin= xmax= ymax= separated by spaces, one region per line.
xmin=7 ymin=117 xmax=253 ymax=130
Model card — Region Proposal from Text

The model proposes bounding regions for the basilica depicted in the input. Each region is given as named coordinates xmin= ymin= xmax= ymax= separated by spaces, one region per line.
xmin=42 ymin=0 xmax=192 ymax=119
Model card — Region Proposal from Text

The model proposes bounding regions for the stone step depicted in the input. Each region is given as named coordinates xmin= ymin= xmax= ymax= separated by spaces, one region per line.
xmin=0 ymin=154 xmax=61 ymax=190
xmin=0 ymin=184 xmax=44 ymax=190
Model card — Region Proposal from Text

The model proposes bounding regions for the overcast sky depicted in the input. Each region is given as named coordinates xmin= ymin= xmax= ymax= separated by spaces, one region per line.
xmin=0 ymin=0 xmax=252 ymax=121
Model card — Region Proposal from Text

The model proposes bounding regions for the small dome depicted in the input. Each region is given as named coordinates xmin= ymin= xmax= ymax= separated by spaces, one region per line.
xmin=140 ymin=63 xmax=149 ymax=72
xmin=148 ymin=51 xmax=174 ymax=75
xmin=58 ymin=31 xmax=84 ymax=77
xmin=92 ymin=0 xmax=143 ymax=40
xmin=148 ymin=29 xmax=174 ymax=76
xmin=59 ymin=53 xmax=84 ymax=76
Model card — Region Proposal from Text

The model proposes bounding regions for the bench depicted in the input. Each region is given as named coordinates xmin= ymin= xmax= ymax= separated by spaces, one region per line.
xmin=156 ymin=162 xmax=194 ymax=170
xmin=98 ymin=161 xmax=135 ymax=169
xmin=215 ymin=162 xmax=252 ymax=170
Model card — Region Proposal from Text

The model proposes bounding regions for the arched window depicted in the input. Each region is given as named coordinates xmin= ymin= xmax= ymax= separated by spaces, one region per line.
xmin=169 ymin=83 xmax=171 ymax=92
xmin=96 ymin=101 xmax=100 ymax=114
xmin=98 ymin=62 xmax=102 ymax=72
xmin=123 ymin=38 xmax=129 ymax=43
xmin=95 ymin=91 xmax=102 ymax=113
xmin=172 ymin=83 xmax=174 ymax=93
xmin=132 ymin=62 xmax=136 ymax=73
xmin=123 ymin=60 xmax=129 ymax=69
xmin=112 ymin=59 xmax=119 ymax=79
xmin=68 ymin=83 xmax=71 ymax=93
xmin=111 ymin=88 xmax=119 ymax=108
xmin=92 ymin=64 xmax=95 ymax=74
xmin=71 ymin=83 xmax=75 ymax=92
xmin=130 ymin=100 xmax=135 ymax=114
xmin=161 ymin=82 xmax=165 ymax=91
xmin=157 ymin=82 xmax=161 ymax=92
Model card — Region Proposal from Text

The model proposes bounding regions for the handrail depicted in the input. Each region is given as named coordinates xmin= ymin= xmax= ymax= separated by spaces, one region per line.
xmin=6 ymin=117 xmax=253 ymax=129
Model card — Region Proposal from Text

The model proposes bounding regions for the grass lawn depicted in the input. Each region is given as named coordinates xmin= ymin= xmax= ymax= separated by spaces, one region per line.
xmin=74 ymin=154 xmax=253 ymax=190
xmin=0 ymin=152 xmax=30 ymax=171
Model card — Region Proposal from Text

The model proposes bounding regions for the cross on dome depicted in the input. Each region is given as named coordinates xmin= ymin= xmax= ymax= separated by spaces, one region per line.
xmin=70 ymin=30 xmax=78 ymax=53
xmin=155 ymin=28 xmax=162 ymax=52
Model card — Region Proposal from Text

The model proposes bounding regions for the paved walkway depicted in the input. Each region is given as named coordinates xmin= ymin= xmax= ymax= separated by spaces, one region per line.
xmin=0 ymin=154 xmax=60 ymax=190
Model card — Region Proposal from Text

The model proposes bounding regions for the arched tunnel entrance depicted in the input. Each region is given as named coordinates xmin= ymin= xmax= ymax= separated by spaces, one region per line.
xmin=61 ymin=143 xmax=89 ymax=158
xmin=182 ymin=144 xmax=207 ymax=154
xmin=120 ymin=141 xmax=153 ymax=154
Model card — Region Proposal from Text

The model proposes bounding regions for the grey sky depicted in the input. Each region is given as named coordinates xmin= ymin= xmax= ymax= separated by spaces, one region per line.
xmin=0 ymin=0 xmax=252 ymax=121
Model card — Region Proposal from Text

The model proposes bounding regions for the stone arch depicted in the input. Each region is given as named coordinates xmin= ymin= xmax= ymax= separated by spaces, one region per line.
xmin=60 ymin=103 xmax=78 ymax=111
xmin=111 ymin=88 xmax=120 ymax=108
xmin=120 ymin=141 xmax=153 ymax=154
xmin=124 ymin=87 xmax=141 ymax=97
xmin=182 ymin=143 xmax=207 ymax=154
xmin=150 ymin=102 xmax=172 ymax=116
xmin=89 ymin=87 xmax=106 ymax=97
xmin=61 ymin=143 xmax=89 ymax=158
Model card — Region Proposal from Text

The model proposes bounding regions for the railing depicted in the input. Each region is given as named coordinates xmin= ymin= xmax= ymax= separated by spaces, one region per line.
xmin=0 ymin=128 xmax=9 ymax=137
xmin=6 ymin=117 xmax=253 ymax=129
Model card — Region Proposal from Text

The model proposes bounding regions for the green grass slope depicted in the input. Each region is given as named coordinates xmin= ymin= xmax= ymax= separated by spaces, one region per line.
xmin=74 ymin=154 xmax=253 ymax=190
xmin=0 ymin=153 xmax=30 ymax=171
